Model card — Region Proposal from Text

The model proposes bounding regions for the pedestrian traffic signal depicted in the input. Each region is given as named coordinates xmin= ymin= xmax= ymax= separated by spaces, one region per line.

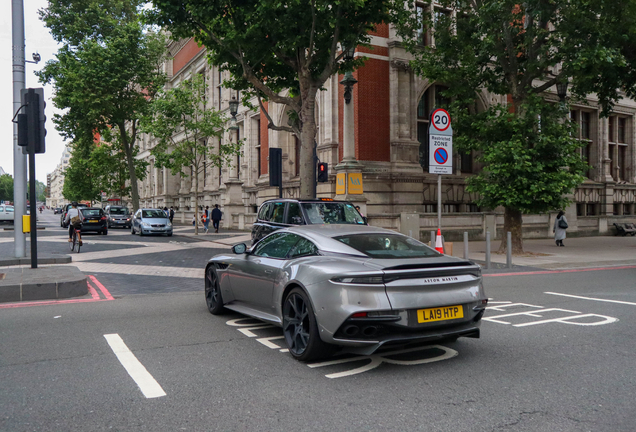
xmin=317 ymin=162 xmax=328 ymax=182
xmin=18 ymin=88 xmax=47 ymax=154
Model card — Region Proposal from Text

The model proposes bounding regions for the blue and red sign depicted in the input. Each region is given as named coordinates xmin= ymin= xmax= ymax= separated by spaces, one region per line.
xmin=434 ymin=148 xmax=449 ymax=164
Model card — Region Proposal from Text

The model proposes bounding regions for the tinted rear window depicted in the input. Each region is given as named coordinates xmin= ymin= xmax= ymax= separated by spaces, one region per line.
xmin=301 ymin=202 xmax=364 ymax=225
xmin=81 ymin=209 xmax=104 ymax=217
xmin=334 ymin=234 xmax=439 ymax=259
xmin=109 ymin=208 xmax=129 ymax=215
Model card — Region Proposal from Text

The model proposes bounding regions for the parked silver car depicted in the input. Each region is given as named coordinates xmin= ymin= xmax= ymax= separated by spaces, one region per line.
xmin=204 ymin=224 xmax=487 ymax=362
xmin=131 ymin=208 xmax=173 ymax=236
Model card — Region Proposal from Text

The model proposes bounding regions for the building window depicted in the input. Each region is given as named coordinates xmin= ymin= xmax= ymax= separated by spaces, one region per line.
xmin=294 ymin=136 xmax=300 ymax=177
xmin=217 ymin=69 xmax=223 ymax=111
xmin=417 ymin=84 xmax=450 ymax=173
xmin=256 ymin=119 xmax=262 ymax=177
xmin=570 ymin=109 xmax=594 ymax=179
xmin=608 ymin=115 xmax=630 ymax=182
xmin=416 ymin=3 xmax=453 ymax=47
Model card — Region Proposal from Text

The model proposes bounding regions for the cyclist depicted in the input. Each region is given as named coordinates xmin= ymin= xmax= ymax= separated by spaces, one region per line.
xmin=64 ymin=202 xmax=83 ymax=246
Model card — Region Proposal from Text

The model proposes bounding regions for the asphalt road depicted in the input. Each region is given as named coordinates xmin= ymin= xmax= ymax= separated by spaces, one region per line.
xmin=1 ymin=211 xmax=635 ymax=431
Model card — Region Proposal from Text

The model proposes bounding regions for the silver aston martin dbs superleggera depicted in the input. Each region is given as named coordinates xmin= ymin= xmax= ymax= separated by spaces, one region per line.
xmin=204 ymin=224 xmax=487 ymax=362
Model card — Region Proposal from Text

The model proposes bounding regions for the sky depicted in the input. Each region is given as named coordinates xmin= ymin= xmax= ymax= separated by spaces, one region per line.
xmin=0 ymin=0 xmax=66 ymax=183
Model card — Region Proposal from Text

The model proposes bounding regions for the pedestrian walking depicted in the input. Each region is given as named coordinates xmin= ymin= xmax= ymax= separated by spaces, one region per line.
xmin=211 ymin=204 xmax=222 ymax=233
xmin=169 ymin=206 xmax=175 ymax=223
xmin=163 ymin=206 xmax=169 ymax=217
xmin=203 ymin=206 xmax=210 ymax=233
xmin=554 ymin=210 xmax=568 ymax=247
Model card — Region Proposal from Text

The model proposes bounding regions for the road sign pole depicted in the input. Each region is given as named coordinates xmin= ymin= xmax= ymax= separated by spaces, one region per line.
xmin=437 ymin=174 xmax=442 ymax=230
xmin=429 ymin=108 xmax=452 ymax=234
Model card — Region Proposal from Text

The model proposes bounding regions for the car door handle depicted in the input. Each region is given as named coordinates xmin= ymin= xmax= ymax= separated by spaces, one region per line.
xmin=264 ymin=270 xmax=273 ymax=274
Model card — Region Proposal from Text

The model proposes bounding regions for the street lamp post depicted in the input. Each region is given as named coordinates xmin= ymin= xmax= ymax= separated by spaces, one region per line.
xmin=556 ymin=78 xmax=569 ymax=103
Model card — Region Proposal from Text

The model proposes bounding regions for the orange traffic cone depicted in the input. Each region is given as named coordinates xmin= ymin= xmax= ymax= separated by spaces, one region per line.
xmin=435 ymin=228 xmax=444 ymax=254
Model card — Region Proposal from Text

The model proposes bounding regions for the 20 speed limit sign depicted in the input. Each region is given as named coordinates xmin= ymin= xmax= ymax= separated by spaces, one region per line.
xmin=429 ymin=108 xmax=453 ymax=174
xmin=431 ymin=108 xmax=451 ymax=132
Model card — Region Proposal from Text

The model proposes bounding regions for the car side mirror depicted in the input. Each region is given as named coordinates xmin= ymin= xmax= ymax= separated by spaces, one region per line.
xmin=362 ymin=217 xmax=368 ymax=225
xmin=232 ymin=243 xmax=247 ymax=254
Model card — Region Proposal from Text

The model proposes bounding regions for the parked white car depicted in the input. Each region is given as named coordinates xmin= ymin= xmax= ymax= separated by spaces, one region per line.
xmin=0 ymin=205 xmax=15 ymax=223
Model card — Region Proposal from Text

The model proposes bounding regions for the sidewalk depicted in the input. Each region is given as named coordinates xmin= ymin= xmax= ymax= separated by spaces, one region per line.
xmin=449 ymin=235 xmax=636 ymax=270
xmin=171 ymin=225 xmax=252 ymax=247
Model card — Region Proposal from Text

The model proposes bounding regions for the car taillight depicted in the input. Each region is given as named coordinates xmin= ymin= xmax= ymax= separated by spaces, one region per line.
xmin=351 ymin=312 xmax=367 ymax=318
xmin=101 ymin=217 xmax=107 ymax=221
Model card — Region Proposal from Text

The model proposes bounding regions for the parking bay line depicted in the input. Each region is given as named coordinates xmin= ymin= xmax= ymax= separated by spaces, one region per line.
xmin=104 ymin=334 xmax=166 ymax=399
xmin=545 ymin=291 xmax=636 ymax=306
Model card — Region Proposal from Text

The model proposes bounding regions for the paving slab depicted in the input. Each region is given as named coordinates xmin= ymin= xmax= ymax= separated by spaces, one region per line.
xmin=0 ymin=266 xmax=87 ymax=303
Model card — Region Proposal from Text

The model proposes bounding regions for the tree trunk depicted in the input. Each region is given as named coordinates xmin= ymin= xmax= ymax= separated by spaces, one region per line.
xmin=120 ymin=127 xmax=140 ymax=212
xmin=498 ymin=207 xmax=524 ymax=254
xmin=298 ymin=82 xmax=319 ymax=199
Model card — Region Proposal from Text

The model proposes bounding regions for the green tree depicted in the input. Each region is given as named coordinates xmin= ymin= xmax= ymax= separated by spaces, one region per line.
xmin=148 ymin=0 xmax=395 ymax=198
xmin=63 ymin=146 xmax=101 ymax=205
xmin=140 ymin=74 xmax=240 ymax=234
xmin=37 ymin=0 xmax=166 ymax=211
xmin=393 ymin=0 xmax=636 ymax=253
xmin=0 ymin=174 xmax=13 ymax=203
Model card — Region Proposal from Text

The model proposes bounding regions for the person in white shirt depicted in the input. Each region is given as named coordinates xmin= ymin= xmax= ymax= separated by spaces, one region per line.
xmin=64 ymin=202 xmax=82 ymax=244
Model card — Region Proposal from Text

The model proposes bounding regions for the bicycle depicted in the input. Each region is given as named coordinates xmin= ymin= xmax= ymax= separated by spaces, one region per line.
xmin=69 ymin=225 xmax=82 ymax=253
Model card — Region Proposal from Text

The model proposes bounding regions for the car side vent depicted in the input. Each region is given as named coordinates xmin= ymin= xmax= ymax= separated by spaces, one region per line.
xmin=216 ymin=263 xmax=229 ymax=270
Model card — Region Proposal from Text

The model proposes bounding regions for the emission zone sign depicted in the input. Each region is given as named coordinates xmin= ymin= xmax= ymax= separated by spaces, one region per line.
xmin=429 ymin=108 xmax=453 ymax=175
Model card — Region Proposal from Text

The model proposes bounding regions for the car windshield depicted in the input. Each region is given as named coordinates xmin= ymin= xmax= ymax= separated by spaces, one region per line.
xmin=81 ymin=209 xmax=103 ymax=217
xmin=334 ymin=234 xmax=440 ymax=259
xmin=142 ymin=210 xmax=166 ymax=218
xmin=110 ymin=208 xmax=129 ymax=215
xmin=301 ymin=202 xmax=364 ymax=225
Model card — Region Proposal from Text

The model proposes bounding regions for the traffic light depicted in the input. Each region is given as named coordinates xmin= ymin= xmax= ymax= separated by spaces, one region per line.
xmin=18 ymin=88 xmax=46 ymax=154
xmin=317 ymin=162 xmax=329 ymax=182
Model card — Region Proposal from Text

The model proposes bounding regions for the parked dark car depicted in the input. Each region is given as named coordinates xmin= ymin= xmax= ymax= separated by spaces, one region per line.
xmin=105 ymin=205 xmax=132 ymax=228
xmin=79 ymin=207 xmax=108 ymax=235
xmin=251 ymin=198 xmax=366 ymax=245
xmin=60 ymin=203 xmax=88 ymax=228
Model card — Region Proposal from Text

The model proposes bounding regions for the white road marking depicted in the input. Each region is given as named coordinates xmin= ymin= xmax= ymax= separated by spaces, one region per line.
xmin=514 ymin=313 xmax=618 ymax=327
xmin=104 ymin=334 xmax=166 ymax=399
xmin=256 ymin=335 xmax=285 ymax=349
xmin=238 ymin=325 xmax=275 ymax=337
xmin=308 ymin=345 xmax=458 ymax=379
xmin=545 ymin=291 xmax=636 ymax=306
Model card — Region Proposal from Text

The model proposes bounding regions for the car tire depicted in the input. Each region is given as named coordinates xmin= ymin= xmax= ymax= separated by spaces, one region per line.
xmin=102 ymin=230 xmax=108 ymax=236
xmin=131 ymin=226 xmax=135 ymax=235
xmin=167 ymin=233 xmax=173 ymax=237
xmin=205 ymin=266 xmax=226 ymax=315
xmin=283 ymin=287 xmax=333 ymax=362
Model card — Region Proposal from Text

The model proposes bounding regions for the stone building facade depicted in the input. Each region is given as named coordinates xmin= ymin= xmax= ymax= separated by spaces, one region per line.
xmin=134 ymin=26 xmax=636 ymax=240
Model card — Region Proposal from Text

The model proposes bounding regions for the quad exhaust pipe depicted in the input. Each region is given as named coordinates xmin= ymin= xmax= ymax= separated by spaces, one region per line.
xmin=343 ymin=325 xmax=378 ymax=337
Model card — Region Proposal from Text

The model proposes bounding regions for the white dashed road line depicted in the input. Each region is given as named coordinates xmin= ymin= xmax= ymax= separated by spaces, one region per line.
xmin=545 ymin=291 xmax=636 ymax=306
xmin=104 ymin=333 xmax=166 ymax=399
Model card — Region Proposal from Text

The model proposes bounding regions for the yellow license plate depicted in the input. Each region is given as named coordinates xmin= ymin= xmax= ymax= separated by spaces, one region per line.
xmin=417 ymin=305 xmax=464 ymax=323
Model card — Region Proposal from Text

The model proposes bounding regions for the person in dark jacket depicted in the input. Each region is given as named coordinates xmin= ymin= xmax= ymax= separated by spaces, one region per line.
xmin=211 ymin=204 xmax=222 ymax=233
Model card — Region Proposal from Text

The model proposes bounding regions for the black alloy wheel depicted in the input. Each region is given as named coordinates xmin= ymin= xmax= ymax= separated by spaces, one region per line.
xmin=283 ymin=288 xmax=332 ymax=362
xmin=205 ymin=266 xmax=225 ymax=315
